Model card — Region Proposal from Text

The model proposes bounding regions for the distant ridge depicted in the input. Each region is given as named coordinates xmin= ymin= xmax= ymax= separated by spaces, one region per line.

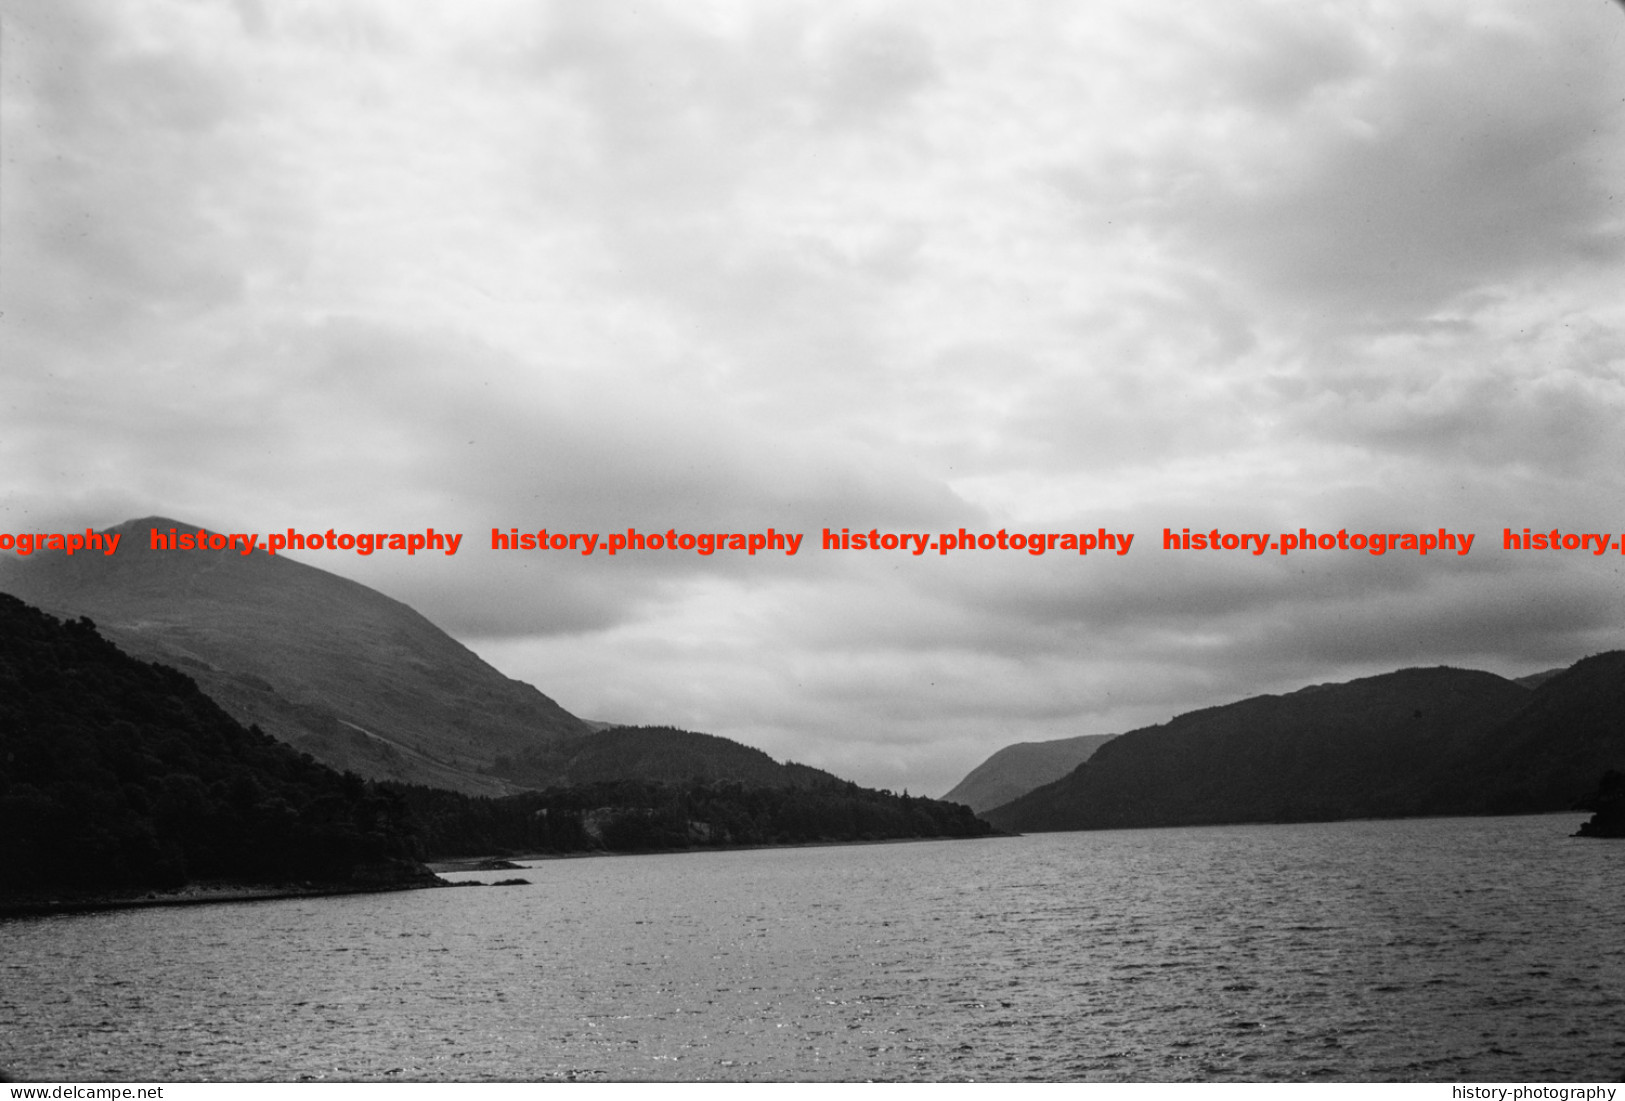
xmin=986 ymin=657 xmax=1625 ymax=832
xmin=941 ymin=733 xmax=1117 ymax=813
xmin=0 ymin=517 xmax=590 ymax=795
xmin=985 ymin=666 xmax=1539 ymax=832
xmin=1512 ymin=666 xmax=1567 ymax=690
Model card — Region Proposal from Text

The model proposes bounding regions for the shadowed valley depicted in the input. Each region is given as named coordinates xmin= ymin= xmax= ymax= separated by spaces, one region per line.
xmin=941 ymin=733 xmax=1117 ymax=814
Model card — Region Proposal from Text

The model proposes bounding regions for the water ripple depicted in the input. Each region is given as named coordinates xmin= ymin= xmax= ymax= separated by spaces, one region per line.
xmin=3 ymin=815 xmax=1621 ymax=1081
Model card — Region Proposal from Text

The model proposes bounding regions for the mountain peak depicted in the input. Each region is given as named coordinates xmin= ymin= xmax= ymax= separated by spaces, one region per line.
xmin=2 ymin=519 xmax=590 ymax=794
xmin=112 ymin=515 xmax=207 ymax=534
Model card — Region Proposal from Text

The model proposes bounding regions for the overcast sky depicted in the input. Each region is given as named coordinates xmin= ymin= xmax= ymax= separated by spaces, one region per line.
xmin=4 ymin=0 xmax=1624 ymax=795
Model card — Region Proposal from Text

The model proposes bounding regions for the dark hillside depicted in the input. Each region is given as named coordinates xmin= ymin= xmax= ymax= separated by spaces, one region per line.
xmin=986 ymin=667 xmax=1533 ymax=832
xmin=0 ymin=593 xmax=430 ymax=900
xmin=490 ymin=725 xmax=840 ymax=789
xmin=1412 ymin=651 xmax=1625 ymax=816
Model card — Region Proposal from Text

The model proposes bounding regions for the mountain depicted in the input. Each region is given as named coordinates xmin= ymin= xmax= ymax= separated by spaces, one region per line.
xmin=941 ymin=733 xmax=1117 ymax=813
xmin=491 ymin=725 xmax=842 ymax=789
xmin=984 ymin=666 xmax=1539 ymax=832
xmin=1418 ymin=650 xmax=1625 ymax=816
xmin=0 ymin=593 xmax=434 ymax=901
xmin=1512 ymin=666 xmax=1568 ymax=690
xmin=0 ymin=589 xmax=993 ymax=889
xmin=0 ymin=517 xmax=590 ymax=795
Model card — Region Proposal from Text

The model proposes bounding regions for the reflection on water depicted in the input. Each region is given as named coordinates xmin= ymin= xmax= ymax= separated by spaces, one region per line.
xmin=3 ymin=815 xmax=1622 ymax=1081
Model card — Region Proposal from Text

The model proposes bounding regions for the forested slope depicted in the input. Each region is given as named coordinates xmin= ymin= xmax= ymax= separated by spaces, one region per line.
xmin=0 ymin=593 xmax=431 ymax=899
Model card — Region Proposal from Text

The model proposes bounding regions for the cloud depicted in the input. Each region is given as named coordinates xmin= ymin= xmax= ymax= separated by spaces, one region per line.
xmin=1 ymin=0 xmax=309 ymax=348
xmin=4 ymin=0 xmax=1623 ymax=795
xmin=1160 ymin=5 xmax=1625 ymax=325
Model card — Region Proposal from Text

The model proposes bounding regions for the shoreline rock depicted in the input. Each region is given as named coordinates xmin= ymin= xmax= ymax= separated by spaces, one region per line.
xmin=1573 ymin=770 xmax=1625 ymax=838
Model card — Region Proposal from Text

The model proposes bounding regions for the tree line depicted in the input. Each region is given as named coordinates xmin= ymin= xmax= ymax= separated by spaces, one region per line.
xmin=389 ymin=776 xmax=993 ymax=859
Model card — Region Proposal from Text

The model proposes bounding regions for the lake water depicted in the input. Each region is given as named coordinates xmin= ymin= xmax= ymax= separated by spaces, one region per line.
xmin=3 ymin=814 xmax=1622 ymax=1082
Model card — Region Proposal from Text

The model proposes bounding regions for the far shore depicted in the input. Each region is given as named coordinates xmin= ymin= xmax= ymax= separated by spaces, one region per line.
xmin=428 ymin=829 xmax=1015 ymax=872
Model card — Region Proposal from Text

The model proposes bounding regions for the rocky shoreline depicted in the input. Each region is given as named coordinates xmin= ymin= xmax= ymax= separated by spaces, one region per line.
xmin=0 ymin=861 xmax=450 ymax=919
xmin=1573 ymin=770 xmax=1625 ymax=838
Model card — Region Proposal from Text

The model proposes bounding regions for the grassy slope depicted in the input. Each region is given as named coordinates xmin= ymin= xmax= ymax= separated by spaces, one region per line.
xmin=1 ymin=517 xmax=590 ymax=794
